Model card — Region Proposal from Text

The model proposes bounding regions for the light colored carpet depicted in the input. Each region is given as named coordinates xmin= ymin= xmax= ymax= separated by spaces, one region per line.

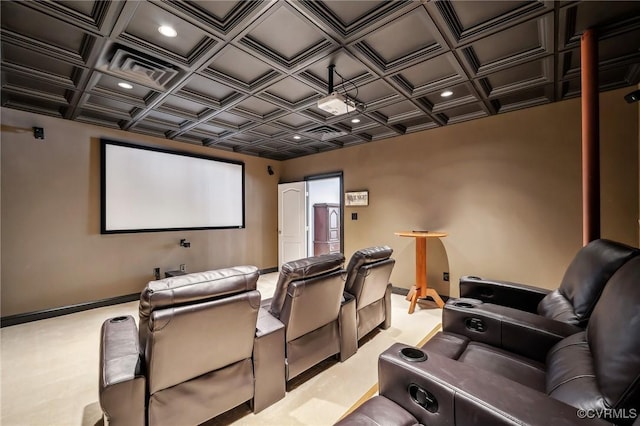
xmin=1 ymin=273 xmax=442 ymax=426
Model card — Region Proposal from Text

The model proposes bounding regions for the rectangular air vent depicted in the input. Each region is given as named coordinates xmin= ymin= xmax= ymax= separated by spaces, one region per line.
xmin=105 ymin=47 xmax=180 ymax=90
xmin=304 ymin=125 xmax=348 ymax=141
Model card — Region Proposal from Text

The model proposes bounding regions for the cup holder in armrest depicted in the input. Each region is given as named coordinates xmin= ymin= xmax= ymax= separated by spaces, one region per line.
xmin=409 ymin=383 xmax=438 ymax=413
xmin=400 ymin=347 xmax=428 ymax=362
xmin=109 ymin=316 xmax=129 ymax=323
xmin=447 ymin=298 xmax=483 ymax=309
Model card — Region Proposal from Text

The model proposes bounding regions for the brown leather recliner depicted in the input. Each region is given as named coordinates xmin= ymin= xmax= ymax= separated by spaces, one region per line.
xmin=337 ymin=255 xmax=640 ymax=426
xmin=265 ymin=253 xmax=356 ymax=381
xmin=343 ymin=246 xmax=395 ymax=341
xmin=99 ymin=266 xmax=285 ymax=426
xmin=459 ymin=238 xmax=639 ymax=327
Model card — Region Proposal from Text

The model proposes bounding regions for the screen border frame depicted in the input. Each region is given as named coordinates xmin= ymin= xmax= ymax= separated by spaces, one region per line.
xmin=100 ymin=138 xmax=246 ymax=234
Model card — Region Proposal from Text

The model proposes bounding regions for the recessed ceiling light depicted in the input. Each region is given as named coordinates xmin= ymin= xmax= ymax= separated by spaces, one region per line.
xmin=118 ymin=82 xmax=133 ymax=90
xmin=293 ymin=135 xmax=301 ymax=140
xmin=158 ymin=25 xmax=177 ymax=37
xmin=351 ymin=118 xmax=361 ymax=123
xmin=441 ymin=90 xmax=453 ymax=97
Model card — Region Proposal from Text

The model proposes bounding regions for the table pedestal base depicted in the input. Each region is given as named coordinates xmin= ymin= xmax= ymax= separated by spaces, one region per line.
xmin=406 ymin=285 xmax=445 ymax=313
xmin=394 ymin=231 xmax=448 ymax=315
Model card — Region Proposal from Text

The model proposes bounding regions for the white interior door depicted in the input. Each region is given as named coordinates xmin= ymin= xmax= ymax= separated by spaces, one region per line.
xmin=278 ymin=182 xmax=307 ymax=268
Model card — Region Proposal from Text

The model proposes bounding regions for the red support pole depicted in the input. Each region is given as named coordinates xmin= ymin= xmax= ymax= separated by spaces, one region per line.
xmin=581 ymin=28 xmax=600 ymax=245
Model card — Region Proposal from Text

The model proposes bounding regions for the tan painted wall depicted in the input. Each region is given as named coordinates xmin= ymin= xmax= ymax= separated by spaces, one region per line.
xmin=282 ymin=88 xmax=639 ymax=297
xmin=2 ymin=88 xmax=637 ymax=316
xmin=1 ymin=108 xmax=280 ymax=316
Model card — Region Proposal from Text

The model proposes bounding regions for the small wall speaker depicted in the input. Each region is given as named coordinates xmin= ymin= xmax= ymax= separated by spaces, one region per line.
xmin=33 ymin=127 xmax=44 ymax=139
xmin=624 ymin=89 xmax=640 ymax=104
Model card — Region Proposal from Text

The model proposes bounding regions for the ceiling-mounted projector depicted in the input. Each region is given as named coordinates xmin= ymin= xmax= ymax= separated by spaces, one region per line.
xmin=317 ymin=92 xmax=356 ymax=116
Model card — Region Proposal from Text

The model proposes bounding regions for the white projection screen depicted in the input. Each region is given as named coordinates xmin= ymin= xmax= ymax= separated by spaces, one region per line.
xmin=101 ymin=139 xmax=245 ymax=233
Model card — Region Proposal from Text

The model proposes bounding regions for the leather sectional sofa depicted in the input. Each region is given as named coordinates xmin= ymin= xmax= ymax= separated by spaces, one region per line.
xmin=337 ymin=239 xmax=640 ymax=425
xmin=99 ymin=247 xmax=395 ymax=425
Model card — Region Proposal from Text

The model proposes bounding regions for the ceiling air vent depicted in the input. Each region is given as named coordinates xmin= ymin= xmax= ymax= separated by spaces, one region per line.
xmin=103 ymin=47 xmax=180 ymax=91
xmin=303 ymin=125 xmax=347 ymax=141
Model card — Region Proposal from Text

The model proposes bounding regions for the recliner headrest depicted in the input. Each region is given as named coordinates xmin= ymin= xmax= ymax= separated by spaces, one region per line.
xmin=558 ymin=239 xmax=639 ymax=323
xmin=344 ymin=246 xmax=393 ymax=292
xmin=357 ymin=246 xmax=394 ymax=265
xmin=279 ymin=253 xmax=345 ymax=280
xmin=139 ymin=265 xmax=259 ymax=317
xmin=269 ymin=253 xmax=345 ymax=318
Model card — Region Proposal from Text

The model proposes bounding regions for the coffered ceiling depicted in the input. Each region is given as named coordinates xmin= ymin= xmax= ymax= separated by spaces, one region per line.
xmin=2 ymin=1 xmax=639 ymax=160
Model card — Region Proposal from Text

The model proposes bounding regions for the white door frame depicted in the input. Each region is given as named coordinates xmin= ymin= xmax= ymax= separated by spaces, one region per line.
xmin=277 ymin=172 xmax=344 ymax=268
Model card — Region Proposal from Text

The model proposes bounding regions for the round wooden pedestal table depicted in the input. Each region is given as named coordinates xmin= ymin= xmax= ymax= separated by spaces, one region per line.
xmin=394 ymin=231 xmax=448 ymax=314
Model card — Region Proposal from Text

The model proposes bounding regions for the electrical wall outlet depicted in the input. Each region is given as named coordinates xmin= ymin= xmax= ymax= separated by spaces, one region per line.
xmin=443 ymin=272 xmax=450 ymax=282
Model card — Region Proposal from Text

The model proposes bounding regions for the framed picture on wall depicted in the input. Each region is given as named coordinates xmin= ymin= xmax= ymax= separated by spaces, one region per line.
xmin=345 ymin=190 xmax=369 ymax=206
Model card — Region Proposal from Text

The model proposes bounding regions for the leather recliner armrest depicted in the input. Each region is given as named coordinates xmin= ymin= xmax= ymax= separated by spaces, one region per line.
xmin=339 ymin=292 xmax=357 ymax=361
xmin=459 ymin=275 xmax=551 ymax=313
xmin=99 ymin=315 xmax=146 ymax=426
xmin=443 ymin=300 xmax=582 ymax=362
xmin=382 ymin=283 xmax=392 ymax=329
xmin=377 ymin=343 xmax=610 ymax=426
xmin=253 ymin=307 xmax=286 ymax=413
